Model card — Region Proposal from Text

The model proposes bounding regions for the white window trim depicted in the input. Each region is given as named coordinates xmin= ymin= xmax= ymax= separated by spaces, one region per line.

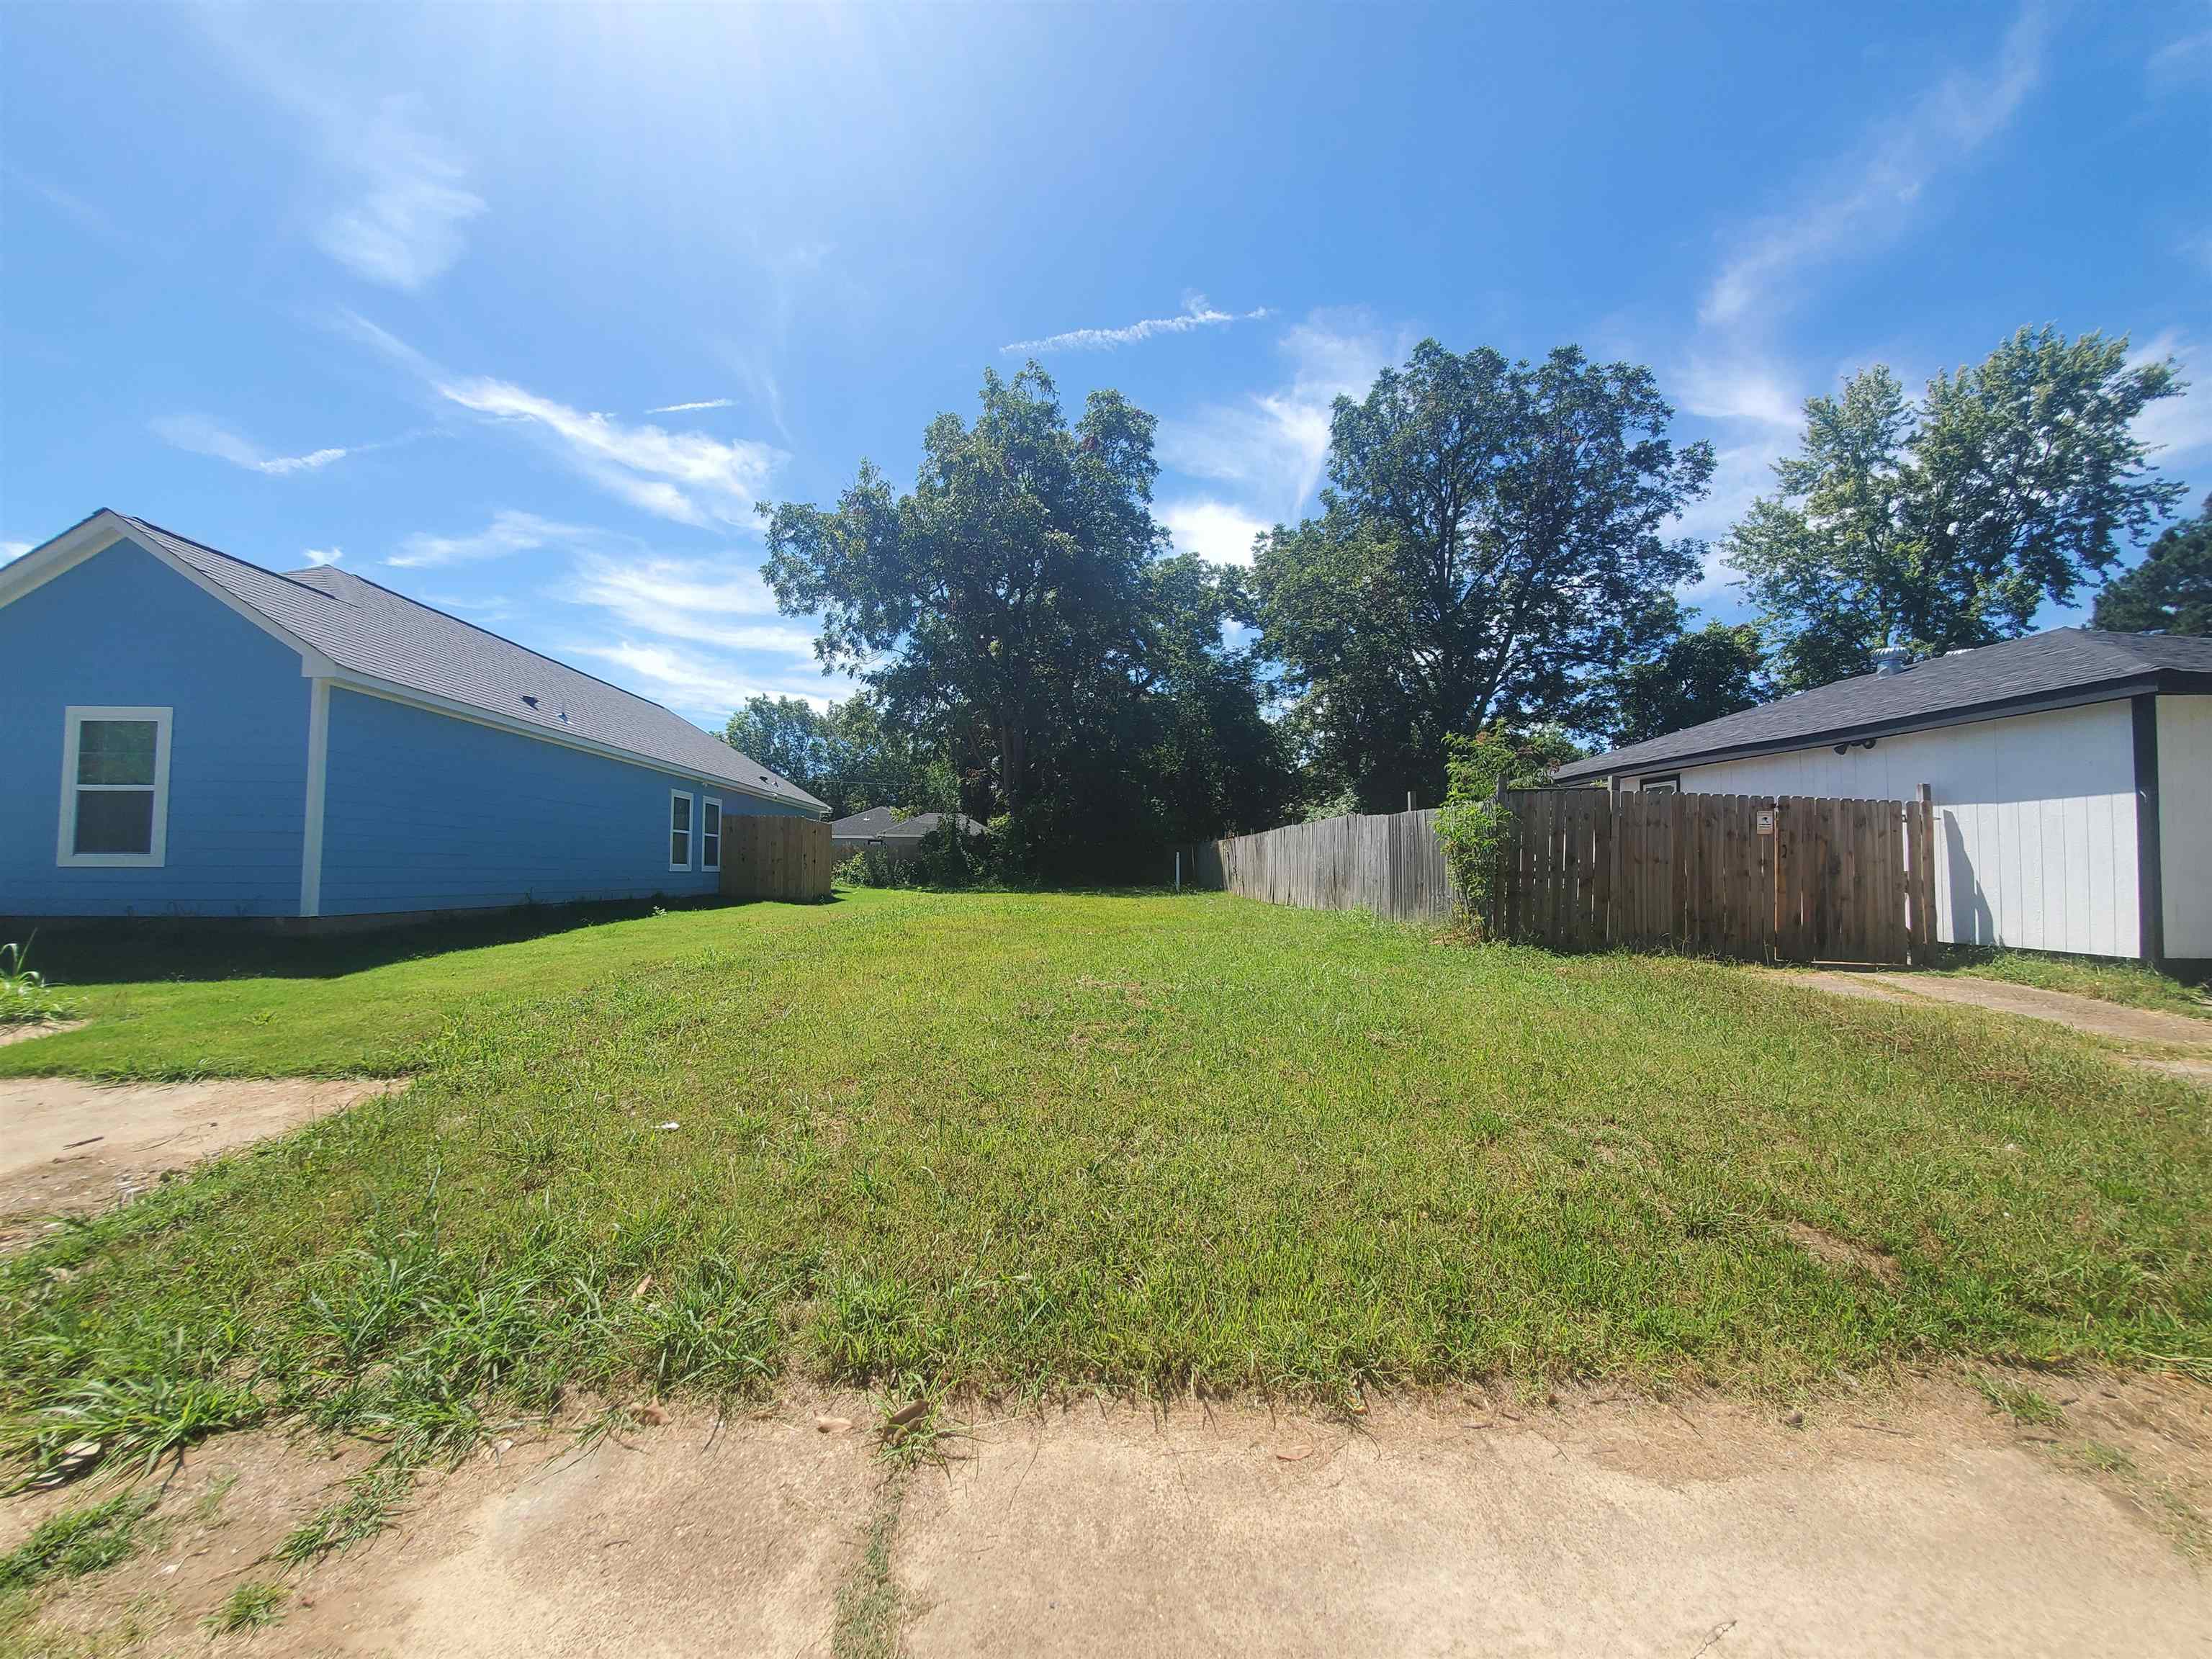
xmin=57 ymin=706 xmax=173 ymax=868
xmin=701 ymin=796 xmax=722 ymax=871
xmin=669 ymin=788 xmax=694 ymax=871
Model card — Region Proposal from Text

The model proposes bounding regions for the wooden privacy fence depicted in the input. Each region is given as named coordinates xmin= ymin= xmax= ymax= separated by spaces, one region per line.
xmin=1496 ymin=788 xmax=1937 ymax=965
xmin=720 ymin=814 xmax=834 ymax=902
xmin=1184 ymin=809 xmax=1457 ymax=923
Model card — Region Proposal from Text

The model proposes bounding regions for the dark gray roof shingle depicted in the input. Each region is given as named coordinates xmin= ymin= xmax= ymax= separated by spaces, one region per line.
xmin=830 ymin=807 xmax=984 ymax=840
xmin=1556 ymin=627 xmax=2212 ymax=783
xmin=119 ymin=516 xmax=825 ymax=811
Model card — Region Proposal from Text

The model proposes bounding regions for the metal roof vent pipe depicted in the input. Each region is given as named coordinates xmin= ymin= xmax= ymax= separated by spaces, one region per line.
xmin=1871 ymin=644 xmax=1913 ymax=678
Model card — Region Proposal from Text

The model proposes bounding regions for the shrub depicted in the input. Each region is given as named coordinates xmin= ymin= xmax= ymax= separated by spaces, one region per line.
xmin=1434 ymin=725 xmax=1582 ymax=932
xmin=0 ymin=940 xmax=64 ymax=1026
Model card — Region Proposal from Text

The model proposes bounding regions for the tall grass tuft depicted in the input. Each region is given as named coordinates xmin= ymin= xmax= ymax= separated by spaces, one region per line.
xmin=0 ymin=940 xmax=65 ymax=1026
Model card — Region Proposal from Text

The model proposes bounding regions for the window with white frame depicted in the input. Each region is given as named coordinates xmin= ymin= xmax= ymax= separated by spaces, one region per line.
xmin=58 ymin=707 xmax=172 ymax=867
xmin=701 ymin=796 xmax=721 ymax=871
xmin=669 ymin=790 xmax=693 ymax=870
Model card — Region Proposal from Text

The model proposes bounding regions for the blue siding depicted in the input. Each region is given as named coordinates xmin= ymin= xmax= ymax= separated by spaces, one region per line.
xmin=317 ymin=688 xmax=811 ymax=916
xmin=0 ymin=537 xmax=309 ymax=917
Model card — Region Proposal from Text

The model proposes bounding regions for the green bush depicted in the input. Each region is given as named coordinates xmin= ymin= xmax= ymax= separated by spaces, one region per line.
xmin=1434 ymin=726 xmax=1582 ymax=932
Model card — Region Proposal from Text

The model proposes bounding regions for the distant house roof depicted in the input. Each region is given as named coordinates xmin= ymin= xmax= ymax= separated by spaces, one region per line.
xmin=9 ymin=510 xmax=825 ymax=812
xmin=1556 ymin=627 xmax=2212 ymax=784
xmin=830 ymin=806 xmax=984 ymax=841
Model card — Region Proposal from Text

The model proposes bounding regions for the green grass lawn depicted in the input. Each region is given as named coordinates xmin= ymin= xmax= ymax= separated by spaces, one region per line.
xmin=2 ymin=889 xmax=2207 ymax=1488
xmin=1932 ymin=946 xmax=2212 ymax=1022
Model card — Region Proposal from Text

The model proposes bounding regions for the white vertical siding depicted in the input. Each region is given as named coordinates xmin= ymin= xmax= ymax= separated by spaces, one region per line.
xmin=1642 ymin=700 xmax=2141 ymax=958
xmin=2159 ymin=696 xmax=2212 ymax=959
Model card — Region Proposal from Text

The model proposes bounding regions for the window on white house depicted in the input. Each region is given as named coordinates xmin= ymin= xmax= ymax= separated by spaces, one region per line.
xmin=59 ymin=707 xmax=171 ymax=866
xmin=701 ymin=797 xmax=721 ymax=871
xmin=670 ymin=791 xmax=693 ymax=869
xmin=1640 ymin=775 xmax=1681 ymax=796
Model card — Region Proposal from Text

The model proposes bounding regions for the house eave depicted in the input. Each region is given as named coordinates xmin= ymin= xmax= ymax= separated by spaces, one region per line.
xmin=1557 ymin=671 xmax=2212 ymax=784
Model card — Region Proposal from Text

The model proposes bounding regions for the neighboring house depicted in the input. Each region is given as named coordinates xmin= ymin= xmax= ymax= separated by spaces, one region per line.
xmin=1556 ymin=629 xmax=2212 ymax=968
xmin=0 ymin=511 xmax=827 ymax=924
xmin=830 ymin=806 xmax=986 ymax=860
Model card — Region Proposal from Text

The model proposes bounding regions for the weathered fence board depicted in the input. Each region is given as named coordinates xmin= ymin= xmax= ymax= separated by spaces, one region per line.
xmin=1496 ymin=788 xmax=1935 ymax=964
xmin=1184 ymin=808 xmax=1457 ymax=923
xmin=1184 ymin=788 xmax=1938 ymax=965
xmin=720 ymin=814 xmax=833 ymax=902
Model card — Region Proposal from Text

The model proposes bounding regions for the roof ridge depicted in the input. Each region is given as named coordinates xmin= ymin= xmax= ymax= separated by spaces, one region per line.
xmin=122 ymin=514 xmax=358 ymax=609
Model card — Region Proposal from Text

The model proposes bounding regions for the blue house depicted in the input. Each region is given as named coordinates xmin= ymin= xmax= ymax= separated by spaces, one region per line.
xmin=0 ymin=511 xmax=826 ymax=924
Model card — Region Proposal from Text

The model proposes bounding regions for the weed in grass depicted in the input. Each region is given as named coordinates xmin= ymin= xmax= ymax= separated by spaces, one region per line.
xmin=1972 ymin=1374 xmax=2065 ymax=1427
xmin=205 ymin=1578 xmax=287 ymax=1635
xmin=276 ymin=1463 xmax=415 ymax=1565
xmin=0 ymin=940 xmax=66 ymax=1027
xmin=8 ymin=1367 xmax=261 ymax=1484
xmin=832 ymin=1485 xmax=906 ymax=1659
xmin=0 ymin=1491 xmax=156 ymax=1589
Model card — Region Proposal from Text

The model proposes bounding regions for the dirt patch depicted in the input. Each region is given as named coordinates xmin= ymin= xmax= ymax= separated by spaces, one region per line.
xmin=0 ymin=1075 xmax=403 ymax=1249
xmin=6 ymin=1377 xmax=2208 ymax=1658
xmin=0 ymin=1019 xmax=88 ymax=1048
xmin=1781 ymin=1219 xmax=1902 ymax=1285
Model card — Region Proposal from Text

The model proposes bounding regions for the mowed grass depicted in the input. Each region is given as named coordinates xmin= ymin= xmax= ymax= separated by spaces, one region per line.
xmin=2 ymin=889 xmax=2208 ymax=1487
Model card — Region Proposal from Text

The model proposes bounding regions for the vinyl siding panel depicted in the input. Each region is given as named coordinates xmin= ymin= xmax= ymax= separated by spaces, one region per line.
xmin=1628 ymin=700 xmax=2140 ymax=958
xmin=2158 ymin=695 xmax=2212 ymax=959
xmin=0 ymin=536 xmax=308 ymax=917
xmin=316 ymin=688 xmax=811 ymax=916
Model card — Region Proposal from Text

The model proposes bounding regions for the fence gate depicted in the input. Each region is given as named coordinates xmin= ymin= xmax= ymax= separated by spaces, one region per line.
xmin=1494 ymin=788 xmax=1936 ymax=965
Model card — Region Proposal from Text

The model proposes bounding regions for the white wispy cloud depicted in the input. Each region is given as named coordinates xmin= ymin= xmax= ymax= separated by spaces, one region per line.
xmin=1158 ymin=308 xmax=1403 ymax=523
xmin=1 ymin=540 xmax=31 ymax=565
xmin=389 ymin=509 xmax=593 ymax=569
xmin=313 ymin=96 xmax=485 ymax=291
xmin=151 ymin=414 xmax=352 ymax=477
xmin=1159 ymin=500 xmax=1272 ymax=567
xmin=438 ymin=378 xmax=783 ymax=528
xmin=569 ymin=640 xmax=835 ymax=720
xmin=2148 ymin=24 xmax=2212 ymax=91
xmin=2129 ymin=331 xmax=2212 ymax=463
xmin=1701 ymin=6 xmax=2046 ymax=330
xmin=646 ymin=398 xmax=736 ymax=415
xmin=300 ymin=546 xmax=343 ymax=567
xmin=566 ymin=555 xmax=819 ymax=657
xmin=1003 ymin=293 xmax=1271 ymax=356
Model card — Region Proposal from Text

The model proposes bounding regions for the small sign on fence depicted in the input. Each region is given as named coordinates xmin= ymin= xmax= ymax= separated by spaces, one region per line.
xmin=1755 ymin=809 xmax=1776 ymax=836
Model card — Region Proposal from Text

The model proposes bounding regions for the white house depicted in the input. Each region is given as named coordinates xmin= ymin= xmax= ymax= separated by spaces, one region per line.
xmin=1554 ymin=629 xmax=2212 ymax=969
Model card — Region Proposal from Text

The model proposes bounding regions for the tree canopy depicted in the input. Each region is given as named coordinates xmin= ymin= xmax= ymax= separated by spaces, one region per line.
xmin=2091 ymin=496 xmax=2211 ymax=637
xmin=1252 ymin=341 xmax=1714 ymax=808
xmin=721 ymin=693 xmax=955 ymax=822
xmin=1730 ymin=328 xmax=2186 ymax=690
xmin=758 ymin=364 xmax=1285 ymax=871
xmin=1601 ymin=613 xmax=1766 ymax=747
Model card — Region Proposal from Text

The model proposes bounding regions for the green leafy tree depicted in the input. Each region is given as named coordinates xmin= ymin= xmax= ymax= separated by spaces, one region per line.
xmin=1730 ymin=328 xmax=2188 ymax=690
xmin=1254 ymin=341 xmax=1714 ymax=809
xmin=763 ymin=365 xmax=1156 ymax=827
xmin=761 ymin=365 xmax=1289 ymax=868
xmin=2092 ymin=496 xmax=2212 ymax=636
xmin=722 ymin=693 xmax=955 ymax=820
xmin=1603 ymin=613 xmax=1766 ymax=746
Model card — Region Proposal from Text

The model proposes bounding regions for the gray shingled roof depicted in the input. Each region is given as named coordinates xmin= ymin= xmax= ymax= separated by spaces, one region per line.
xmin=831 ymin=806 xmax=984 ymax=840
xmin=117 ymin=516 xmax=826 ymax=811
xmin=1556 ymin=627 xmax=2212 ymax=783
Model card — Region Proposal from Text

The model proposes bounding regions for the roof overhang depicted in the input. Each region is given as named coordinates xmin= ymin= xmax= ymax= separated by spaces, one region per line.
xmin=1555 ymin=672 xmax=2212 ymax=784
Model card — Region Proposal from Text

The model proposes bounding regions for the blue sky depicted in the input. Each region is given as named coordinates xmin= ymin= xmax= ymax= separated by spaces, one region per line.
xmin=4 ymin=1 xmax=2208 ymax=727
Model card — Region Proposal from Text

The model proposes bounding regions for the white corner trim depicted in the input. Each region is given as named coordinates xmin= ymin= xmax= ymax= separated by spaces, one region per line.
xmin=56 ymin=705 xmax=172 ymax=868
xmin=701 ymin=796 xmax=722 ymax=871
xmin=670 ymin=788 xmax=696 ymax=871
xmin=300 ymin=678 xmax=331 ymax=917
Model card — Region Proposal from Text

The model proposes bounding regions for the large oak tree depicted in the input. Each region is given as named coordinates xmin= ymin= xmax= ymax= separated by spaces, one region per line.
xmin=1253 ymin=341 xmax=1714 ymax=807
xmin=1730 ymin=328 xmax=2187 ymax=690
